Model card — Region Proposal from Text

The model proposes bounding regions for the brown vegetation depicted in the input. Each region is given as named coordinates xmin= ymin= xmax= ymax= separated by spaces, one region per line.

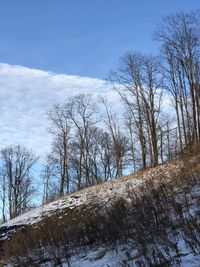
xmin=1 ymin=150 xmax=200 ymax=266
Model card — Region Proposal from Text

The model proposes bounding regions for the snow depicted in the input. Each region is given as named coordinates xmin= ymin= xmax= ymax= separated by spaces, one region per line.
xmin=1 ymin=157 xmax=200 ymax=267
xmin=0 ymin=158 xmax=184 ymax=229
xmin=1 ymin=193 xmax=87 ymax=227
xmin=71 ymin=248 xmax=117 ymax=267
xmin=0 ymin=176 xmax=144 ymax=228
xmin=34 ymin=245 xmax=137 ymax=267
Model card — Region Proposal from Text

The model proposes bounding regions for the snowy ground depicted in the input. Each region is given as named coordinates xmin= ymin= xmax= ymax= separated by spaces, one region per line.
xmin=34 ymin=244 xmax=200 ymax=267
xmin=1 ymin=157 xmax=200 ymax=267
xmin=1 ymin=159 xmax=182 ymax=229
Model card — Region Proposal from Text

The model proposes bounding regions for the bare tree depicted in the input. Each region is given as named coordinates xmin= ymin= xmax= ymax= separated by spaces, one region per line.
xmin=109 ymin=52 xmax=163 ymax=168
xmin=100 ymin=97 xmax=129 ymax=177
xmin=66 ymin=94 xmax=99 ymax=189
xmin=41 ymin=155 xmax=59 ymax=204
xmin=48 ymin=104 xmax=71 ymax=196
xmin=0 ymin=145 xmax=38 ymax=219
xmin=124 ymin=111 xmax=138 ymax=172
xmin=0 ymin=168 xmax=7 ymax=223
xmin=155 ymin=10 xmax=200 ymax=148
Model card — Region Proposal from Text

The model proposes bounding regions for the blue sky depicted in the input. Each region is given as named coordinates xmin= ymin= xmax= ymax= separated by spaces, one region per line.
xmin=0 ymin=1 xmax=197 ymax=200
xmin=0 ymin=0 xmax=199 ymax=78
xmin=0 ymin=0 xmax=198 ymax=161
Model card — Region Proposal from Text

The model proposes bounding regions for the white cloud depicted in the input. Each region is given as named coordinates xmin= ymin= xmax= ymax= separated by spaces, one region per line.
xmin=0 ymin=63 xmax=174 ymax=163
xmin=0 ymin=63 xmax=120 ymax=159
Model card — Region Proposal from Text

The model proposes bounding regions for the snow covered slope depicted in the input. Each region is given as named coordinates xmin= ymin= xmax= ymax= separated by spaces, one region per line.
xmin=1 ymin=155 xmax=200 ymax=267
xmin=1 ymin=159 xmax=182 ymax=229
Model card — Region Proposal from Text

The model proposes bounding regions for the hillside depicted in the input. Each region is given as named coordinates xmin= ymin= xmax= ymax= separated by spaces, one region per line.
xmin=1 ymin=152 xmax=200 ymax=266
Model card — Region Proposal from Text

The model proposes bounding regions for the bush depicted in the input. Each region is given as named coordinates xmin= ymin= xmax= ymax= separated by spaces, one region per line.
xmin=1 ymin=157 xmax=200 ymax=266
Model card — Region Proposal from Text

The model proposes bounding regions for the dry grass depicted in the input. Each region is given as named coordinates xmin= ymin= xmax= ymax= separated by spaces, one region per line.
xmin=1 ymin=149 xmax=200 ymax=266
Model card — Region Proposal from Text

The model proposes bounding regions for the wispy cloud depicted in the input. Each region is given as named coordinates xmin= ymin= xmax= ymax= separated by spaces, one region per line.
xmin=0 ymin=63 xmax=174 ymax=161
xmin=0 ymin=63 xmax=120 ymax=158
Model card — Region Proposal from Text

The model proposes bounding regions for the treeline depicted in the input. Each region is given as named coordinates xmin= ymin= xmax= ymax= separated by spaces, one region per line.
xmin=42 ymin=94 xmax=130 ymax=200
xmin=41 ymin=91 xmax=172 ymax=202
xmin=42 ymin=11 xmax=200 ymax=202
xmin=0 ymin=145 xmax=38 ymax=222
xmin=1 ymin=10 xmax=200 ymax=222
